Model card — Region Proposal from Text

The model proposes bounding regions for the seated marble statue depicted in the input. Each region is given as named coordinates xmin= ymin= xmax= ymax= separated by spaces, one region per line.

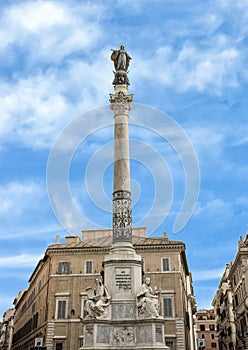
xmin=85 ymin=278 xmax=110 ymax=319
xmin=137 ymin=277 xmax=160 ymax=318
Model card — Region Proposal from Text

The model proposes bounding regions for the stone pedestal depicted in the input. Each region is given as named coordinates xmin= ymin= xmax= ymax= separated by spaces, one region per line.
xmin=80 ymin=245 xmax=169 ymax=350
xmin=81 ymin=318 xmax=168 ymax=350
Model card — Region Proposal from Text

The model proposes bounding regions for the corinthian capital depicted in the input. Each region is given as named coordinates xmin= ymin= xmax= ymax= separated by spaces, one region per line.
xmin=109 ymin=92 xmax=133 ymax=114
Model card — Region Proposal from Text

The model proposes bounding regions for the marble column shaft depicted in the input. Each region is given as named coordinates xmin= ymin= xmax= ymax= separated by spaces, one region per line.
xmin=109 ymin=90 xmax=133 ymax=244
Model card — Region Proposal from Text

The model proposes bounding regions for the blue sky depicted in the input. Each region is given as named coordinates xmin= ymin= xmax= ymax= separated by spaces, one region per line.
xmin=0 ymin=0 xmax=248 ymax=318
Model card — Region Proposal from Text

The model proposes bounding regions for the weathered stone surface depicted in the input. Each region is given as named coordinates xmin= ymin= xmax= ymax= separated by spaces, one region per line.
xmin=137 ymin=324 xmax=152 ymax=344
xmin=112 ymin=303 xmax=135 ymax=319
xmin=84 ymin=325 xmax=93 ymax=345
xmin=113 ymin=326 xmax=135 ymax=344
xmin=96 ymin=325 xmax=110 ymax=343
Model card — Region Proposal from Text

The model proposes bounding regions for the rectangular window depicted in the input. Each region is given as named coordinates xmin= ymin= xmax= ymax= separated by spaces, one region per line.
xmin=58 ymin=262 xmax=70 ymax=274
xmin=86 ymin=261 xmax=93 ymax=274
xmin=32 ymin=302 xmax=36 ymax=314
xmin=209 ymin=324 xmax=215 ymax=331
xmin=163 ymin=298 xmax=173 ymax=317
xmin=211 ymin=333 xmax=215 ymax=339
xmin=200 ymin=324 xmax=205 ymax=331
xmin=162 ymin=258 xmax=170 ymax=271
xmin=55 ymin=343 xmax=63 ymax=350
xmin=165 ymin=340 xmax=174 ymax=350
xmin=57 ymin=300 xmax=67 ymax=319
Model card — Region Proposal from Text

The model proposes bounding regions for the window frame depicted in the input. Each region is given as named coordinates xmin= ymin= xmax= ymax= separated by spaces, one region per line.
xmin=54 ymin=342 xmax=64 ymax=350
xmin=85 ymin=260 xmax=93 ymax=274
xmin=58 ymin=261 xmax=70 ymax=275
xmin=161 ymin=257 xmax=170 ymax=272
xmin=55 ymin=298 xmax=68 ymax=320
xmin=165 ymin=339 xmax=175 ymax=350
xmin=162 ymin=296 xmax=174 ymax=318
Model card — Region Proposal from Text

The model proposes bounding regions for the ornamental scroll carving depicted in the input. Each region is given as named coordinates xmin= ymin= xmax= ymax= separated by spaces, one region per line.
xmin=109 ymin=92 xmax=133 ymax=114
xmin=113 ymin=190 xmax=132 ymax=242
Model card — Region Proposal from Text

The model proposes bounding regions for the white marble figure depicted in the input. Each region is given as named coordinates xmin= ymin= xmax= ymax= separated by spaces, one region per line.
xmin=85 ymin=278 xmax=111 ymax=319
xmin=137 ymin=277 xmax=160 ymax=318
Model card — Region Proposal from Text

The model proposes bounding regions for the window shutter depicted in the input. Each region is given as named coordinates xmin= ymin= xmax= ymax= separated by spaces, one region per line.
xmin=86 ymin=261 xmax=93 ymax=274
xmin=162 ymin=258 xmax=170 ymax=271
xmin=57 ymin=300 xmax=66 ymax=319
xmin=163 ymin=298 xmax=173 ymax=317
xmin=58 ymin=262 xmax=70 ymax=274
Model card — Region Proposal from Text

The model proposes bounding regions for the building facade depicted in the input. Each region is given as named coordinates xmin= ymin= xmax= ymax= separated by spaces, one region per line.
xmin=11 ymin=228 xmax=196 ymax=350
xmin=228 ymin=235 xmax=248 ymax=350
xmin=212 ymin=264 xmax=236 ymax=350
xmin=195 ymin=309 xmax=219 ymax=350
xmin=0 ymin=308 xmax=15 ymax=350
xmin=212 ymin=233 xmax=248 ymax=350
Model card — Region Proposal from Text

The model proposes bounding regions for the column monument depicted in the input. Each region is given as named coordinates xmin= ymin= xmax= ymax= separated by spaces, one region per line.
xmin=80 ymin=45 xmax=169 ymax=350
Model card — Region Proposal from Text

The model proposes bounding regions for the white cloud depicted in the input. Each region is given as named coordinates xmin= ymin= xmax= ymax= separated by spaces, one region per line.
xmin=184 ymin=126 xmax=224 ymax=157
xmin=193 ymin=267 xmax=224 ymax=281
xmin=0 ymin=50 xmax=113 ymax=148
xmin=0 ymin=1 xmax=109 ymax=149
xmin=197 ymin=198 xmax=225 ymax=212
xmin=194 ymin=195 xmax=248 ymax=222
xmin=0 ymin=181 xmax=44 ymax=217
xmin=0 ymin=224 xmax=62 ymax=240
xmin=0 ymin=1 xmax=103 ymax=63
xmin=0 ymin=254 xmax=42 ymax=268
xmin=134 ymin=42 xmax=241 ymax=94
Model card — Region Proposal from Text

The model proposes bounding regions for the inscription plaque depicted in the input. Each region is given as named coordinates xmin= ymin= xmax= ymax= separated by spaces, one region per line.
xmin=115 ymin=267 xmax=131 ymax=292
xmin=155 ymin=325 xmax=163 ymax=343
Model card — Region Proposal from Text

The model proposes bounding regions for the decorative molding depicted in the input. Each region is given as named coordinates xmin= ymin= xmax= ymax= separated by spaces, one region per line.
xmin=47 ymin=243 xmax=185 ymax=255
xmin=109 ymin=92 xmax=133 ymax=103
xmin=53 ymin=336 xmax=67 ymax=339
xmin=55 ymin=292 xmax=71 ymax=297
xmin=113 ymin=190 xmax=132 ymax=243
xmin=109 ymin=92 xmax=133 ymax=115
xmin=113 ymin=326 xmax=135 ymax=344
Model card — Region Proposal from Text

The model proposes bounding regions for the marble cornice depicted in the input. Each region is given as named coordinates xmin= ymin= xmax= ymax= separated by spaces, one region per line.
xmin=135 ymin=244 xmax=185 ymax=252
xmin=47 ymin=243 xmax=184 ymax=256
xmin=47 ymin=244 xmax=185 ymax=254
xmin=47 ymin=249 xmax=109 ymax=256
